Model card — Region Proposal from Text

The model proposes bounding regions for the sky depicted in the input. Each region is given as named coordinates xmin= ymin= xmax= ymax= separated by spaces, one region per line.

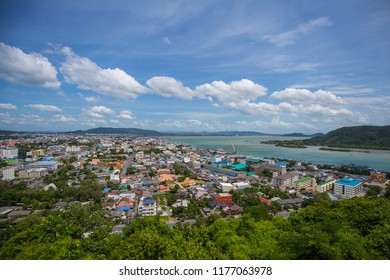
xmin=0 ymin=0 xmax=389 ymax=134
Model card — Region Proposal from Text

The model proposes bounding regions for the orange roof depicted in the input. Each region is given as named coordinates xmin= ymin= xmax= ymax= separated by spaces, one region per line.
xmin=159 ymin=174 xmax=177 ymax=182
xmin=259 ymin=196 xmax=271 ymax=206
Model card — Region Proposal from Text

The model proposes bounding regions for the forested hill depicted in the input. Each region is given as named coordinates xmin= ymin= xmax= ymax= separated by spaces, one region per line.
xmin=1 ymin=195 xmax=390 ymax=260
xmin=303 ymin=125 xmax=390 ymax=150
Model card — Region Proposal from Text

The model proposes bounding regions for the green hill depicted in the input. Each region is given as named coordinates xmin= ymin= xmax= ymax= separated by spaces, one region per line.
xmin=304 ymin=125 xmax=390 ymax=150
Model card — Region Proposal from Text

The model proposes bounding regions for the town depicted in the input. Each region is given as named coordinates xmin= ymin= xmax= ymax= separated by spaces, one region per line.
xmin=1 ymin=133 xmax=389 ymax=235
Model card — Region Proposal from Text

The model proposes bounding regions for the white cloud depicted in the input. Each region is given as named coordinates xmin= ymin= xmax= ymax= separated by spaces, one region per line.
xmin=77 ymin=92 xmax=101 ymax=103
xmin=81 ymin=109 xmax=104 ymax=119
xmin=195 ymin=79 xmax=267 ymax=103
xmin=146 ymin=76 xmax=195 ymax=100
xmin=91 ymin=105 xmax=114 ymax=114
xmin=120 ymin=110 xmax=134 ymax=119
xmin=54 ymin=115 xmax=77 ymax=123
xmin=60 ymin=46 xmax=147 ymax=99
xmin=25 ymin=104 xmax=62 ymax=112
xmin=263 ymin=16 xmax=332 ymax=47
xmin=110 ymin=119 xmax=120 ymax=124
xmin=163 ymin=37 xmax=172 ymax=44
xmin=85 ymin=96 xmax=100 ymax=102
xmin=57 ymin=91 xmax=66 ymax=97
xmin=271 ymin=88 xmax=344 ymax=105
xmin=0 ymin=42 xmax=60 ymax=89
xmin=0 ymin=103 xmax=17 ymax=110
xmin=264 ymin=55 xmax=317 ymax=73
xmin=0 ymin=112 xmax=13 ymax=124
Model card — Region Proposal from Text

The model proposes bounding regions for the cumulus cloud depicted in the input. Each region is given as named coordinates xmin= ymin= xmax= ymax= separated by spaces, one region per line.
xmin=195 ymin=79 xmax=267 ymax=103
xmin=146 ymin=76 xmax=195 ymax=100
xmin=263 ymin=16 xmax=332 ymax=47
xmin=91 ymin=105 xmax=114 ymax=114
xmin=81 ymin=109 xmax=104 ymax=119
xmin=85 ymin=96 xmax=100 ymax=103
xmin=0 ymin=103 xmax=17 ymax=110
xmin=271 ymin=88 xmax=344 ymax=105
xmin=0 ymin=42 xmax=60 ymax=89
xmin=77 ymin=92 xmax=100 ymax=102
xmin=25 ymin=104 xmax=62 ymax=112
xmin=54 ymin=115 xmax=77 ymax=123
xmin=120 ymin=110 xmax=134 ymax=119
xmin=60 ymin=46 xmax=147 ymax=99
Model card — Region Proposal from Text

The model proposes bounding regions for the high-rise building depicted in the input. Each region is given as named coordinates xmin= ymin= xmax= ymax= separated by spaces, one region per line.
xmin=334 ymin=177 xmax=363 ymax=198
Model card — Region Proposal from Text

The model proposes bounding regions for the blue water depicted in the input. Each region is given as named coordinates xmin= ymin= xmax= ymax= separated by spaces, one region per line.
xmin=168 ymin=136 xmax=390 ymax=172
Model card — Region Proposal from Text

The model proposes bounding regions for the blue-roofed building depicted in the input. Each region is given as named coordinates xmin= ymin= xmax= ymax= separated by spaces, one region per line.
xmin=275 ymin=162 xmax=286 ymax=167
xmin=25 ymin=160 xmax=58 ymax=171
xmin=334 ymin=177 xmax=363 ymax=198
xmin=232 ymin=163 xmax=248 ymax=170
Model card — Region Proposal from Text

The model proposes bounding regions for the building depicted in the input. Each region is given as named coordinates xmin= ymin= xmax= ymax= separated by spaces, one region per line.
xmin=334 ymin=177 xmax=363 ymax=198
xmin=110 ymin=170 xmax=121 ymax=181
xmin=19 ymin=168 xmax=48 ymax=178
xmin=66 ymin=146 xmax=81 ymax=153
xmin=25 ymin=160 xmax=58 ymax=171
xmin=1 ymin=166 xmax=15 ymax=180
xmin=32 ymin=149 xmax=45 ymax=158
xmin=233 ymin=181 xmax=251 ymax=190
xmin=316 ymin=179 xmax=336 ymax=193
xmin=292 ymin=177 xmax=317 ymax=191
xmin=252 ymin=162 xmax=286 ymax=175
xmin=138 ymin=197 xmax=156 ymax=216
xmin=216 ymin=193 xmax=233 ymax=203
xmin=273 ymin=172 xmax=299 ymax=188
xmin=219 ymin=182 xmax=234 ymax=192
xmin=0 ymin=148 xmax=18 ymax=158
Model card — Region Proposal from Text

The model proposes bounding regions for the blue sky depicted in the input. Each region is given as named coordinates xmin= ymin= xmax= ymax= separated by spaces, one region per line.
xmin=0 ymin=0 xmax=389 ymax=133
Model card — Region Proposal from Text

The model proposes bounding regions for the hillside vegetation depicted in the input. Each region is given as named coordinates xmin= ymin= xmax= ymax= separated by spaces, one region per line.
xmin=303 ymin=125 xmax=390 ymax=150
xmin=1 ymin=195 xmax=390 ymax=260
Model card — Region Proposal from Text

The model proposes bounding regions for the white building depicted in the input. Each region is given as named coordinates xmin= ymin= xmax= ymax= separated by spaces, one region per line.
xmin=0 ymin=148 xmax=18 ymax=158
xmin=66 ymin=146 xmax=81 ymax=153
xmin=1 ymin=166 xmax=16 ymax=180
xmin=110 ymin=170 xmax=121 ymax=181
xmin=219 ymin=182 xmax=234 ymax=192
xmin=233 ymin=181 xmax=251 ymax=190
xmin=334 ymin=177 xmax=363 ymax=198
xmin=138 ymin=197 xmax=156 ymax=216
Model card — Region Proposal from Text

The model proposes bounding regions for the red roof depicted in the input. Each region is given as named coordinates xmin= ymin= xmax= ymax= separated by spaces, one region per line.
xmin=259 ymin=195 xmax=271 ymax=206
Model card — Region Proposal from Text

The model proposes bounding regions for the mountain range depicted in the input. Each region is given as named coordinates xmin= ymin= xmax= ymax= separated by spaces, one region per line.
xmin=1 ymin=125 xmax=390 ymax=150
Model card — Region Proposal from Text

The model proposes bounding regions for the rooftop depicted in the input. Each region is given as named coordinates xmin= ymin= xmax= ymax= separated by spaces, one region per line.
xmin=293 ymin=177 xmax=313 ymax=184
xmin=336 ymin=177 xmax=362 ymax=187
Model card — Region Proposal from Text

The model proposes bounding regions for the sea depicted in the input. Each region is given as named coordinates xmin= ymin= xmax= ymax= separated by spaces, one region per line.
xmin=167 ymin=136 xmax=390 ymax=172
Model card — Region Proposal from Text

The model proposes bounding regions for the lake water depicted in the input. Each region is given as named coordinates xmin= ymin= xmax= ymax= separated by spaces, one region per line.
xmin=168 ymin=136 xmax=390 ymax=172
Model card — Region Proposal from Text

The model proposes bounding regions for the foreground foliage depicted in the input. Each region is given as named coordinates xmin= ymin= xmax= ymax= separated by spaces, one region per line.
xmin=1 ymin=197 xmax=389 ymax=260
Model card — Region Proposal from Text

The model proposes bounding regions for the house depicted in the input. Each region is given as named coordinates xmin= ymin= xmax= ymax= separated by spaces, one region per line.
xmin=233 ymin=181 xmax=250 ymax=190
xmin=159 ymin=185 xmax=170 ymax=193
xmin=110 ymin=170 xmax=120 ymax=181
xmin=278 ymin=198 xmax=304 ymax=207
xmin=215 ymin=193 xmax=233 ymax=203
xmin=159 ymin=174 xmax=177 ymax=182
xmin=259 ymin=195 xmax=271 ymax=206
xmin=225 ymin=204 xmax=243 ymax=216
xmin=219 ymin=182 xmax=234 ymax=192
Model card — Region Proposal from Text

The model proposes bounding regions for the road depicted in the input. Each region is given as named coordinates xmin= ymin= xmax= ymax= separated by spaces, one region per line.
xmin=121 ymin=154 xmax=135 ymax=178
